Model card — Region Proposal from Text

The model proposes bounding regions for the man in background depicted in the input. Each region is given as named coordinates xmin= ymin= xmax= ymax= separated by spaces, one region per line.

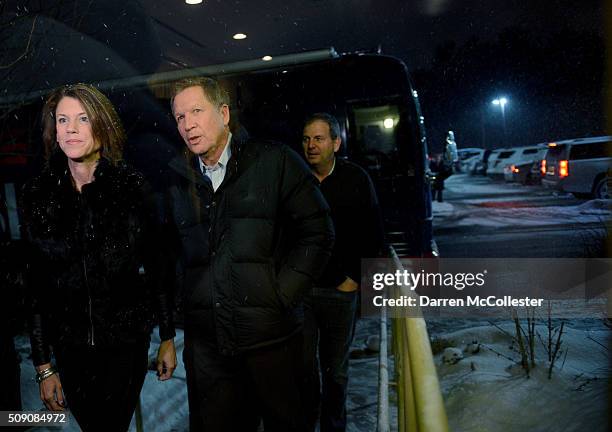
xmin=301 ymin=113 xmax=385 ymax=432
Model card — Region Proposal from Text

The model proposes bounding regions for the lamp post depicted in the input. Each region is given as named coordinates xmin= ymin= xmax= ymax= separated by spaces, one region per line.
xmin=491 ymin=97 xmax=508 ymax=145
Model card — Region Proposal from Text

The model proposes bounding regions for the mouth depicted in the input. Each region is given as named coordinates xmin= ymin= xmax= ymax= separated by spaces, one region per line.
xmin=188 ymin=136 xmax=201 ymax=144
xmin=65 ymin=139 xmax=83 ymax=144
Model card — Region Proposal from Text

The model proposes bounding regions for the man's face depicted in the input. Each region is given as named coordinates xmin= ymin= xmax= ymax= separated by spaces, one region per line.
xmin=172 ymin=86 xmax=229 ymax=157
xmin=302 ymin=120 xmax=340 ymax=168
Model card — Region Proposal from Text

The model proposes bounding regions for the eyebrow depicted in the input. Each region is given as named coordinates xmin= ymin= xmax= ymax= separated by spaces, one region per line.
xmin=57 ymin=112 xmax=87 ymax=117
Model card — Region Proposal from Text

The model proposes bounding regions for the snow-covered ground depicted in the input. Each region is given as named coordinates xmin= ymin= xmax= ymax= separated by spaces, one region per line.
xmin=429 ymin=174 xmax=610 ymax=431
xmin=433 ymin=175 xmax=612 ymax=229
xmin=429 ymin=320 xmax=610 ymax=432
xmin=433 ymin=199 xmax=612 ymax=229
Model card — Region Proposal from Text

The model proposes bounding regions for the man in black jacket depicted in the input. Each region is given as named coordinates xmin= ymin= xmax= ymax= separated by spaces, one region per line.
xmin=165 ymin=77 xmax=334 ymax=432
xmin=301 ymin=113 xmax=385 ymax=432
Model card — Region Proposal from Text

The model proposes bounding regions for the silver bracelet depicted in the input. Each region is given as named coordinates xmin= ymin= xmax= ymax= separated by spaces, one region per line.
xmin=35 ymin=367 xmax=57 ymax=384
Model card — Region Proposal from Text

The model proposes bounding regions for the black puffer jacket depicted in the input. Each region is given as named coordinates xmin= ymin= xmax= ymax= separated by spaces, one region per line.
xmin=164 ymin=136 xmax=334 ymax=355
xmin=20 ymin=154 xmax=175 ymax=366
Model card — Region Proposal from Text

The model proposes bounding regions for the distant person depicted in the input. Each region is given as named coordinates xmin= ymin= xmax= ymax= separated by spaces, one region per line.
xmin=445 ymin=130 xmax=459 ymax=172
xmin=301 ymin=113 xmax=385 ymax=432
xmin=430 ymin=153 xmax=452 ymax=203
xmin=20 ymin=83 xmax=176 ymax=431
xmin=165 ymin=77 xmax=334 ymax=432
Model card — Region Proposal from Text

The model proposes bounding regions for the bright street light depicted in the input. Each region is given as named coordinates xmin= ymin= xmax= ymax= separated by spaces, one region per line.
xmin=491 ymin=97 xmax=509 ymax=145
xmin=492 ymin=97 xmax=508 ymax=107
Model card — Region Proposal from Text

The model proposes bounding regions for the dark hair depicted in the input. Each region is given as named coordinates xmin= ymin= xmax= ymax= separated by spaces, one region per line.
xmin=304 ymin=112 xmax=341 ymax=140
xmin=41 ymin=83 xmax=126 ymax=163
xmin=170 ymin=77 xmax=230 ymax=115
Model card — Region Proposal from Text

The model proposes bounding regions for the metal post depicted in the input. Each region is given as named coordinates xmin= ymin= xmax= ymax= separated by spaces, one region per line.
xmin=377 ymin=294 xmax=390 ymax=432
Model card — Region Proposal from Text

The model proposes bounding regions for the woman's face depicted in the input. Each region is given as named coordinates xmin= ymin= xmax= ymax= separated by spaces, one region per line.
xmin=55 ymin=96 xmax=100 ymax=163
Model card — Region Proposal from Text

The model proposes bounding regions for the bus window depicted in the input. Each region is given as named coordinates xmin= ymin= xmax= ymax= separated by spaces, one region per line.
xmin=348 ymin=103 xmax=403 ymax=175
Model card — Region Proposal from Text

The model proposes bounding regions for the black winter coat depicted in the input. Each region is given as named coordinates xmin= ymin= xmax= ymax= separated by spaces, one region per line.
xmin=316 ymin=158 xmax=385 ymax=289
xmin=20 ymin=154 xmax=175 ymax=366
xmin=164 ymin=136 xmax=334 ymax=355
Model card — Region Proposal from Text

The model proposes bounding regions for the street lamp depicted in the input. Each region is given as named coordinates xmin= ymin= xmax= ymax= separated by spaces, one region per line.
xmin=491 ymin=97 xmax=508 ymax=145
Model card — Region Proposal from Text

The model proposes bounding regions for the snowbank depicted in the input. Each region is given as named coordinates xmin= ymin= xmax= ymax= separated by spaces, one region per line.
xmin=433 ymin=323 xmax=610 ymax=432
xmin=433 ymin=199 xmax=611 ymax=229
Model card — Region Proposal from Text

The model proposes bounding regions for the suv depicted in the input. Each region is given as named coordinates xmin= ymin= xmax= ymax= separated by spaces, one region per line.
xmin=541 ymin=136 xmax=612 ymax=199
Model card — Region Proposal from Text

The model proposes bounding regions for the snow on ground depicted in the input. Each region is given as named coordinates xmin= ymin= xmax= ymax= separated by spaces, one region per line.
xmin=433 ymin=201 xmax=611 ymax=229
xmin=443 ymin=174 xmax=536 ymax=197
xmin=433 ymin=175 xmax=612 ymax=229
xmin=429 ymin=321 xmax=610 ymax=432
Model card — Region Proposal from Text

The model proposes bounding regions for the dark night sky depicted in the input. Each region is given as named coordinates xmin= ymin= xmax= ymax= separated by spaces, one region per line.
xmin=140 ymin=0 xmax=603 ymax=71
xmin=3 ymin=0 xmax=602 ymax=72
xmin=1 ymin=0 xmax=606 ymax=152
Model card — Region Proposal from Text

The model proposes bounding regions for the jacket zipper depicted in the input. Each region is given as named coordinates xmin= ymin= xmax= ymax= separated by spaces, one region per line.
xmin=77 ymin=188 xmax=95 ymax=347
xmin=83 ymin=256 xmax=95 ymax=346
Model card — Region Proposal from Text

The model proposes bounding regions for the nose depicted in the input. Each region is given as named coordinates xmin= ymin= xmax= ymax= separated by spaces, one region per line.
xmin=67 ymin=118 xmax=79 ymax=133
xmin=184 ymin=112 xmax=196 ymax=131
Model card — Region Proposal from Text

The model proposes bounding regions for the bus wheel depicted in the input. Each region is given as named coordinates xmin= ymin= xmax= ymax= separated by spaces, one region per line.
xmin=594 ymin=176 xmax=611 ymax=199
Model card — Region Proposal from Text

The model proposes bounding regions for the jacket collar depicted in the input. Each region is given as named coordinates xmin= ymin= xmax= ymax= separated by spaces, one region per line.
xmin=47 ymin=151 xmax=113 ymax=189
xmin=168 ymin=129 xmax=250 ymax=185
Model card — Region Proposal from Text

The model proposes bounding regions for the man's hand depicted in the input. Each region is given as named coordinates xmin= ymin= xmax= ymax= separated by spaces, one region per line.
xmin=336 ymin=277 xmax=358 ymax=293
xmin=36 ymin=363 xmax=65 ymax=411
xmin=156 ymin=338 xmax=177 ymax=381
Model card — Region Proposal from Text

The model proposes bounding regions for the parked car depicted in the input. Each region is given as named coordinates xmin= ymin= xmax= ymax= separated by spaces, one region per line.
xmin=473 ymin=149 xmax=497 ymax=175
xmin=503 ymin=144 xmax=547 ymax=184
xmin=487 ymin=149 xmax=517 ymax=179
xmin=457 ymin=148 xmax=485 ymax=173
xmin=541 ymin=136 xmax=612 ymax=199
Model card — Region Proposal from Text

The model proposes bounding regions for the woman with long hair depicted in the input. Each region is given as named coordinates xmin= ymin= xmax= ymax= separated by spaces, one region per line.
xmin=20 ymin=83 xmax=176 ymax=431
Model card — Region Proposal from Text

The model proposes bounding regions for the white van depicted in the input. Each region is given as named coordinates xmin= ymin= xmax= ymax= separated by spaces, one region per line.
xmin=474 ymin=149 xmax=499 ymax=176
xmin=458 ymin=148 xmax=485 ymax=173
xmin=541 ymin=136 xmax=612 ymax=198
xmin=487 ymin=149 xmax=517 ymax=179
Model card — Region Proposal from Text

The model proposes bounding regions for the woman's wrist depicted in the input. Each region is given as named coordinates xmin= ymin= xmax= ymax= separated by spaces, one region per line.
xmin=35 ymin=363 xmax=58 ymax=383
xmin=35 ymin=362 xmax=52 ymax=373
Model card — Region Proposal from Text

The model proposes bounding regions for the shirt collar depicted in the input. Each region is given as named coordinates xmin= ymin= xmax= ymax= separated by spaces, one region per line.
xmin=327 ymin=157 xmax=336 ymax=177
xmin=199 ymin=132 xmax=232 ymax=173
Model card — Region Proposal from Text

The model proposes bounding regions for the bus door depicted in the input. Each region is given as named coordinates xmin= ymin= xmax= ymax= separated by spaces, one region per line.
xmin=346 ymin=97 xmax=424 ymax=256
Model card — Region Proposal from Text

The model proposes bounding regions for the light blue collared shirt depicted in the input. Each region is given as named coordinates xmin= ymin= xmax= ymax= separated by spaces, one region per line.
xmin=198 ymin=132 xmax=232 ymax=192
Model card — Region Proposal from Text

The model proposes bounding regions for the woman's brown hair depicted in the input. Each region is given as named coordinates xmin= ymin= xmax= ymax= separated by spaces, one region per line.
xmin=41 ymin=83 xmax=126 ymax=163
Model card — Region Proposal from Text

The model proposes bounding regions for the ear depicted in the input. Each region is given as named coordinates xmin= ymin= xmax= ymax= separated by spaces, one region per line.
xmin=220 ymin=104 xmax=230 ymax=126
xmin=333 ymin=137 xmax=341 ymax=153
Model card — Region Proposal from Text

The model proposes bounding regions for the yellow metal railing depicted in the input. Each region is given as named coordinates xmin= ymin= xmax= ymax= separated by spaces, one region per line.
xmin=378 ymin=249 xmax=449 ymax=432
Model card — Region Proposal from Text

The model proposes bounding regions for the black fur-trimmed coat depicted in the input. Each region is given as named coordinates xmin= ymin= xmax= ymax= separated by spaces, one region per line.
xmin=20 ymin=154 xmax=175 ymax=366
